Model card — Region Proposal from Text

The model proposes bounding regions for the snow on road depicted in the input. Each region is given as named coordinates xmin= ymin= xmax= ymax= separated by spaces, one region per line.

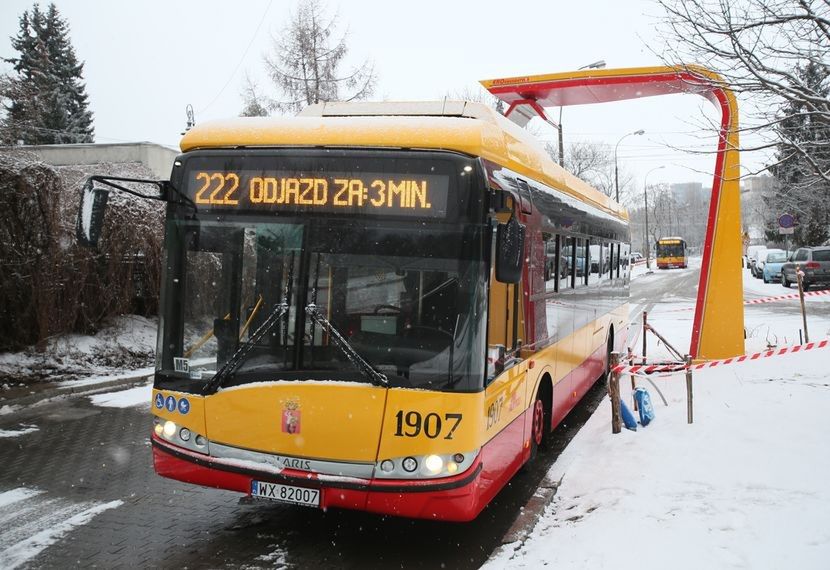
xmin=0 ymin=424 xmax=39 ymax=439
xmin=487 ymin=263 xmax=830 ymax=570
xmin=0 ymin=487 xmax=122 ymax=569
xmin=88 ymin=381 xmax=152 ymax=408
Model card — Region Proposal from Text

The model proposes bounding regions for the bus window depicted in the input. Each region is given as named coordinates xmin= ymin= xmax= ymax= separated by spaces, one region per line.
xmin=562 ymin=236 xmax=576 ymax=289
xmin=177 ymin=223 xmax=303 ymax=370
xmin=574 ymin=238 xmax=587 ymax=288
xmin=487 ymin=255 xmax=522 ymax=382
xmin=605 ymin=242 xmax=613 ymax=279
xmin=620 ymin=242 xmax=631 ymax=280
xmin=606 ymin=243 xmax=614 ymax=279
xmin=588 ymin=241 xmax=609 ymax=284
xmin=542 ymin=233 xmax=562 ymax=293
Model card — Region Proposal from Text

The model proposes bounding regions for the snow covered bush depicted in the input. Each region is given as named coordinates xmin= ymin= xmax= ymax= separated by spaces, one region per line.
xmin=0 ymin=150 xmax=163 ymax=351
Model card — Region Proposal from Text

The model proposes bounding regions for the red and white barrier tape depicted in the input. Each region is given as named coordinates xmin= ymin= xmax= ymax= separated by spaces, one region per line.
xmin=612 ymin=338 xmax=830 ymax=377
xmin=744 ymin=289 xmax=830 ymax=305
xmin=653 ymin=289 xmax=830 ymax=313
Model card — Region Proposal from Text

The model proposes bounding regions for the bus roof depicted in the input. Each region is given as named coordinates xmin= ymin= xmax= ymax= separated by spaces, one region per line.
xmin=179 ymin=100 xmax=626 ymax=220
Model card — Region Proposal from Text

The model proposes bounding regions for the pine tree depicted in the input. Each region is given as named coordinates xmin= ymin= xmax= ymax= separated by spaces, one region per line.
xmin=1 ymin=3 xmax=94 ymax=144
xmin=769 ymin=61 xmax=830 ymax=246
xmin=239 ymin=74 xmax=270 ymax=117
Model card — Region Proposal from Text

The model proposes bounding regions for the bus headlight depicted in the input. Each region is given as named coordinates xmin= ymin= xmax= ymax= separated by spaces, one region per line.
xmin=153 ymin=415 xmax=209 ymax=455
xmin=375 ymin=450 xmax=479 ymax=479
xmin=424 ymin=454 xmax=443 ymax=474
xmin=163 ymin=420 xmax=177 ymax=437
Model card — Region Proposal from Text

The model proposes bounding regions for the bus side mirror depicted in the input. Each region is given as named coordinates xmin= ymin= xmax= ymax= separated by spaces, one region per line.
xmin=76 ymin=179 xmax=109 ymax=247
xmin=496 ymin=215 xmax=526 ymax=283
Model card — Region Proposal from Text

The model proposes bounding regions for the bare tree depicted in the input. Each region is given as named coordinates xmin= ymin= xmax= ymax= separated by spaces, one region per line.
xmin=445 ymin=86 xmax=505 ymax=114
xmin=543 ymin=140 xmax=636 ymax=203
xmin=259 ymin=0 xmax=376 ymax=115
xmin=655 ymin=0 xmax=830 ymax=182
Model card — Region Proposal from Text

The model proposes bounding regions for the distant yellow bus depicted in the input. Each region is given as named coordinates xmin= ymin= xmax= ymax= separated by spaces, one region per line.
xmin=656 ymin=237 xmax=688 ymax=269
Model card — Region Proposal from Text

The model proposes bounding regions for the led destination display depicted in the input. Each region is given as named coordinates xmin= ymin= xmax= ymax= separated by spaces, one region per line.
xmin=186 ymin=170 xmax=450 ymax=218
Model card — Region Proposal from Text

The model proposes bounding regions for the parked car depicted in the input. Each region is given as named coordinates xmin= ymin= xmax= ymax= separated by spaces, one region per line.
xmin=780 ymin=246 xmax=830 ymax=290
xmin=746 ymin=245 xmax=767 ymax=273
xmin=753 ymin=248 xmax=785 ymax=279
xmin=630 ymin=252 xmax=644 ymax=263
xmin=761 ymin=250 xmax=788 ymax=283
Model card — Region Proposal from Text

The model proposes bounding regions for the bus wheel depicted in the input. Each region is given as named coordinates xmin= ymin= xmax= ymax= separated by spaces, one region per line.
xmin=529 ymin=395 xmax=545 ymax=461
xmin=526 ymin=380 xmax=551 ymax=466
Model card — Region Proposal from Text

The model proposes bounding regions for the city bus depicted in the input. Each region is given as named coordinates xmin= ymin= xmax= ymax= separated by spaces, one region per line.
xmin=656 ymin=237 xmax=688 ymax=269
xmin=76 ymin=100 xmax=631 ymax=522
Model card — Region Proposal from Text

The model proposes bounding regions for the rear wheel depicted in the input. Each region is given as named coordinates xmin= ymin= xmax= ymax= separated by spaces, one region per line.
xmin=782 ymin=273 xmax=790 ymax=288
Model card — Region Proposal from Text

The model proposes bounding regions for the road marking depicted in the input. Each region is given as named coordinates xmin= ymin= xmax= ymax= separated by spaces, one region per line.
xmin=0 ymin=487 xmax=122 ymax=569
xmin=0 ymin=425 xmax=39 ymax=439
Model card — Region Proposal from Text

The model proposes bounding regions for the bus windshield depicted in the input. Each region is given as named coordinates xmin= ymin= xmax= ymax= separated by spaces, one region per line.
xmin=157 ymin=215 xmax=487 ymax=393
xmin=657 ymin=241 xmax=685 ymax=257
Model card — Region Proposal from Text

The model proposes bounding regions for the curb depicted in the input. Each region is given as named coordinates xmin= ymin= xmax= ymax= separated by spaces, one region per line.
xmin=500 ymin=476 xmax=561 ymax=545
xmin=1 ymin=370 xmax=153 ymax=408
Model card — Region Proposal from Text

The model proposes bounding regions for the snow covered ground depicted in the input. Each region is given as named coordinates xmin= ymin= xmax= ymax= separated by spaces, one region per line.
xmin=0 ymin=315 xmax=157 ymax=389
xmin=87 ymin=381 xmax=152 ymax=409
xmin=0 ymin=488 xmax=122 ymax=570
xmin=487 ymin=266 xmax=830 ymax=569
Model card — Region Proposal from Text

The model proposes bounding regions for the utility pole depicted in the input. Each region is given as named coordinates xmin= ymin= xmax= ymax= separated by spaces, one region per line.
xmin=643 ymin=166 xmax=665 ymax=269
xmin=614 ymin=129 xmax=644 ymax=202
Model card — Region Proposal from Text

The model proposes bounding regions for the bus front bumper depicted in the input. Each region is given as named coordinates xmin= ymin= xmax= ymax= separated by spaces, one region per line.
xmin=151 ymin=435 xmax=484 ymax=522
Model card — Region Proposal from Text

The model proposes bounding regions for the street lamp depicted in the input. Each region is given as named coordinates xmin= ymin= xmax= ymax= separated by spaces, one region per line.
xmin=643 ymin=165 xmax=665 ymax=269
xmin=614 ymin=129 xmax=645 ymax=203
xmin=554 ymin=61 xmax=607 ymax=167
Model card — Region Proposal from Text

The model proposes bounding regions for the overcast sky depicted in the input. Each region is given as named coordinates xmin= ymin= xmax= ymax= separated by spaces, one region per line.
xmin=0 ymin=0 xmax=770 ymax=193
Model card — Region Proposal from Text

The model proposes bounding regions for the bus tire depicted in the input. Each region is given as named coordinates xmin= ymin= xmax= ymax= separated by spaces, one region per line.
xmin=527 ymin=378 xmax=552 ymax=465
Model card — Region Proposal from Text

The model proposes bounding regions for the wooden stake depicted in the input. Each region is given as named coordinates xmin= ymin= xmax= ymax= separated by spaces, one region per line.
xmin=610 ymin=351 xmax=621 ymax=434
xmin=685 ymin=354 xmax=694 ymax=424
xmin=796 ymin=265 xmax=809 ymax=343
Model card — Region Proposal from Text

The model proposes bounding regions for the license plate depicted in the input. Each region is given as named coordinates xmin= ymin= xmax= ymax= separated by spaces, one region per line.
xmin=251 ymin=480 xmax=320 ymax=507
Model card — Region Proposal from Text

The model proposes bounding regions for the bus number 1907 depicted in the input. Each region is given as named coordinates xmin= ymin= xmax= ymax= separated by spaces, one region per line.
xmin=394 ymin=411 xmax=462 ymax=440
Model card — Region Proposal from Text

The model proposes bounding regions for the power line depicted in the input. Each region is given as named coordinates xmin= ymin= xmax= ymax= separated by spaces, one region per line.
xmin=197 ymin=0 xmax=274 ymax=115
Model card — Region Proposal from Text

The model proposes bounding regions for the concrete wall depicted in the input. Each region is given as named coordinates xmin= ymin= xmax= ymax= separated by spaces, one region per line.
xmin=20 ymin=142 xmax=179 ymax=179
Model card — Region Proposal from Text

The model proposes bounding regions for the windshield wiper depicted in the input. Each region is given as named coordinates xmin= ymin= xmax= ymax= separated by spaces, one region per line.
xmin=202 ymin=253 xmax=295 ymax=395
xmin=304 ymin=303 xmax=388 ymax=387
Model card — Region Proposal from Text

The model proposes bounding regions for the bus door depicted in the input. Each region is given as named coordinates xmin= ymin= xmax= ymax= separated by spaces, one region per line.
xmin=484 ymin=236 xmax=528 ymax=476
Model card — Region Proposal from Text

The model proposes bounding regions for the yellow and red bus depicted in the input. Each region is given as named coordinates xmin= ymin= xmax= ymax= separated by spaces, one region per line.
xmin=78 ymin=101 xmax=630 ymax=521
xmin=656 ymin=237 xmax=688 ymax=269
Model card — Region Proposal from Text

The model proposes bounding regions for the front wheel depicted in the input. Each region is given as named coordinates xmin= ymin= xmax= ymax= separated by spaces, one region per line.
xmin=782 ymin=274 xmax=790 ymax=288
xmin=529 ymin=396 xmax=545 ymax=461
